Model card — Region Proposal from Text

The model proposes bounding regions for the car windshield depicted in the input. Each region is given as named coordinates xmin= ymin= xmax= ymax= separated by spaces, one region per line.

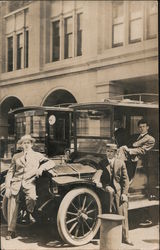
xmin=75 ymin=109 xmax=111 ymax=154
xmin=76 ymin=109 xmax=111 ymax=137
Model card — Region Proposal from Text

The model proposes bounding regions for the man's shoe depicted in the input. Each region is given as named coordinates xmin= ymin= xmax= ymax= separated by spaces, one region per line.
xmin=139 ymin=219 xmax=152 ymax=227
xmin=122 ymin=238 xmax=134 ymax=246
xmin=29 ymin=213 xmax=36 ymax=223
xmin=5 ymin=231 xmax=16 ymax=240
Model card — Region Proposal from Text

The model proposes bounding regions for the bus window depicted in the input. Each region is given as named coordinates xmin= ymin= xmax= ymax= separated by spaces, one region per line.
xmin=16 ymin=116 xmax=26 ymax=138
xmin=76 ymin=110 xmax=111 ymax=138
xmin=32 ymin=116 xmax=46 ymax=138
xmin=130 ymin=115 xmax=143 ymax=134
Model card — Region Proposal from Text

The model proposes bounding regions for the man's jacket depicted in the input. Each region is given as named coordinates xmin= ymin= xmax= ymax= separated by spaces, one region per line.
xmin=5 ymin=149 xmax=55 ymax=195
xmin=129 ymin=133 xmax=155 ymax=156
xmin=105 ymin=158 xmax=129 ymax=195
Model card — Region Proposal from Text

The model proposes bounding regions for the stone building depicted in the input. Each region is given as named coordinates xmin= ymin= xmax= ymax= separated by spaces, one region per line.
xmin=0 ymin=0 xmax=158 ymax=139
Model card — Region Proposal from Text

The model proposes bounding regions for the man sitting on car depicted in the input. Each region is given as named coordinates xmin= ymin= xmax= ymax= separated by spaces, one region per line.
xmin=93 ymin=143 xmax=133 ymax=246
xmin=5 ymin=134 xmax=55 ymax=240
xmin=117 ymin=119 xmax=155 ymax=163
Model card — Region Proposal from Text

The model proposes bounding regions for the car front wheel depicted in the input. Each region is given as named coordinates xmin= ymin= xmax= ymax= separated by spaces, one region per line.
xmin=57 ymin=187 xmax=102 ymax=246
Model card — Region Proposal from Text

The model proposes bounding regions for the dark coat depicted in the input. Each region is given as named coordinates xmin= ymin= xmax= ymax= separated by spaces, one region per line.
xmin=100 ymin=157 xmax=129 ymax=195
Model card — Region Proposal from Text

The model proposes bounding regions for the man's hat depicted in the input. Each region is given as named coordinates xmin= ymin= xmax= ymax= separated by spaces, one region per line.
xmin=18 ymin=134 xmax=35 ymax=144
xmin=106 ymin=143 xmax=117 ymax=150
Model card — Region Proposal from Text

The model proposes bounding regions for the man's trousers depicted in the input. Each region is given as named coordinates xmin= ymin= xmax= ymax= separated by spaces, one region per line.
xmin=105 ymin=186 xmax=129 ymax=241
xmin=7 ymin=185 xmax=37 ymax=232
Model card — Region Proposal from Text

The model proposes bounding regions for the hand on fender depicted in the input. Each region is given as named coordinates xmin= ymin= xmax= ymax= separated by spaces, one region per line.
xmin=121 ymin=194 xmax=128 ymax=202
xmin=92 ymin=179 xmax=102 ymax=188
xmin=122 ymin=145 xmax=129 ymax=152
xmin=36 ymin=168 xmax=43 ymax=177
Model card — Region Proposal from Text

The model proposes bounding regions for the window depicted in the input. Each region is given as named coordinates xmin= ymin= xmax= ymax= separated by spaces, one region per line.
xmin=130 ymin=116 xmax=143 ymax=134
xmin=7 ymin=36 xmax=13 ymax=72
xmin=129 ymin=1 xmax=143 ymax=43
xmin=64 ymin=17 xmax=73 ymax=59
xmin=111 ymin=1 xmax=158 ymax=48
xmin=25 ymin=30 xmax=29 ymax=68
xmin=50 ymin=4 xmax=83 ymax=62
xmin=112 ymin=1 xmax=124 ymax=47
xmin=5 ymin=9 xmax=29 ymax=72
xmin=77 ymin=13 xmax=83 ymax=56
xmin=17 ymin=33 xmax=23 ymax=69
xmin=147 ymin=1 xmax=158 ymax=39
xmin=52 ymin=21 xmax=60 ymax=61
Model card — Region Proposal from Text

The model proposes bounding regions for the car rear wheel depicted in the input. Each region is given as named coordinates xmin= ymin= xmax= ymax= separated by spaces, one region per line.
xmin=57 ymin=188 xmax=102 ymax=246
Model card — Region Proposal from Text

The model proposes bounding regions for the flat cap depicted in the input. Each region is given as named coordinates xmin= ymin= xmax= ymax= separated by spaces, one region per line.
xmin=106 ymin=143 xmax=117 ymax=150
xmin=18 ymin=134 xmax=35 ymax=144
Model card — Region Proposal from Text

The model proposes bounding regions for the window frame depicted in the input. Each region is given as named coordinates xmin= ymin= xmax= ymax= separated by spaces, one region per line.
xmin=50 ymin=7 xmax=83 ymax=62
xmin=129 ymin=1 xmax=144 ymax=44
xmin=64 ymin=15 xmax=73 ymax=59
xmin=146 ymin=1 xmax=158 ymax=40
xmin=112 ymin=1 xmax=124 ymax=48
xmin=52 ymin=19 xmax=60 ymax=62
xmin=7 ymin=35 xmax=14 ymax=72
xmin=24 ymin=29 xmax=29 ymax=68
xmin=16 ymin=32 xmax=23 ymax=70
xmin=5 ymin=7 xmax=29 ymax=72
xmin=76 ymin=12 xmax=83 ymax=56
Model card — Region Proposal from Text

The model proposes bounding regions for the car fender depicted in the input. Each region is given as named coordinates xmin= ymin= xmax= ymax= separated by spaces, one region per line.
xmin=52 ymin=176 xmax=95 ymax=186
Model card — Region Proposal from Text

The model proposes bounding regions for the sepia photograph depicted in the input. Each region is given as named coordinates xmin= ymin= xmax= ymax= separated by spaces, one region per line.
xmin=0 ymin=1 xmax=159 ymax=250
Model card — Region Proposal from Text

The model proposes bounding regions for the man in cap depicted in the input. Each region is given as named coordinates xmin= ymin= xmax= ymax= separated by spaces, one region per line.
xmin=5 ymin=134 xmax=55 ymax=240
xmin=93 ymin=143 xmax=133 ymax=245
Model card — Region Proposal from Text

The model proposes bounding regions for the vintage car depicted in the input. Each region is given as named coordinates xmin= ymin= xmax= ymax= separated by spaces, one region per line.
xmin=2 ymin=162 xmax=106 ymax=246
xmin=1 ymin=93 xmax=159 ymax=246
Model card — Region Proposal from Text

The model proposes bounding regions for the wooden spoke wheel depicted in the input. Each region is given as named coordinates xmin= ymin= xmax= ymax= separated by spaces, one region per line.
xmin=57 ymin=188 xmax=102 ymax=246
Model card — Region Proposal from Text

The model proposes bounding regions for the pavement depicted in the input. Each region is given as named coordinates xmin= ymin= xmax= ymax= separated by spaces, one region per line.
xmin=0 ymin=221 xmax=159 ymax=250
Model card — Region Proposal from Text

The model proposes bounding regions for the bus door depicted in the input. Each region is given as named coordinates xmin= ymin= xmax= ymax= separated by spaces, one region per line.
xmin=47 ymin=111 xmax=71 ymax=156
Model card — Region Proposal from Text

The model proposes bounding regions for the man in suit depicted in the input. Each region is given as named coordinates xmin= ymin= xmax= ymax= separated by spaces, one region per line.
xmin=5 ymin=134 xmax=55 ymax=240
xmin=118 ymin=119 xmax=155 ymax=162
xmin=93 ymin=143 xmax=133 ymax=245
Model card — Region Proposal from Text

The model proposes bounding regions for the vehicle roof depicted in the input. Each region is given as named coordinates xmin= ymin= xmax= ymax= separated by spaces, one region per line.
xmin=9 ymin=105 xmax=72 ymax=114
xmin=70 ymin=101 xmax=158 ymax=110
xmin=70 ymin=94 xmax=158 ymax=110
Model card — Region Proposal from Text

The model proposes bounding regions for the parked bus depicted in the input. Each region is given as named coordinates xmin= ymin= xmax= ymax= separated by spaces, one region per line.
xmin=1 ymin=94 xmax=159 ymax=246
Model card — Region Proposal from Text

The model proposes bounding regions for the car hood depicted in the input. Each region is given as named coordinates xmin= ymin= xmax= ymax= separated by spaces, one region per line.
xmin=48 ymin=163 xmax=96 ymax=177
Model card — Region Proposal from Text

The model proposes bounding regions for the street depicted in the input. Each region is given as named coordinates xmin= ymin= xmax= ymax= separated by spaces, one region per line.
xmin=1 ymin=216 xmax=159 ymax=250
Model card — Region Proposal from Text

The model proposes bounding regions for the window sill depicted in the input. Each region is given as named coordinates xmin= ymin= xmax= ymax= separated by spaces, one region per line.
xmin=102 ymin=38 xmax=158 ymax=59
xmin=0 ymin=67 xmax=40 ymax=81
xmin=44 ymin=56 xmax=84 ymax=71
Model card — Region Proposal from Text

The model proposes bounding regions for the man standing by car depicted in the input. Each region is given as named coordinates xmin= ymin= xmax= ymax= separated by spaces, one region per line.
xmin=5 ymin=134 xmax=55 ymax=240
xmin=93 ymin=143 xmax=133 ymax=245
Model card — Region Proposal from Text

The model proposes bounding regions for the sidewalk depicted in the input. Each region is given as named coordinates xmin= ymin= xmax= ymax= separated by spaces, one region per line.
xmin=1 ymin=223 xmax=159 ymax=250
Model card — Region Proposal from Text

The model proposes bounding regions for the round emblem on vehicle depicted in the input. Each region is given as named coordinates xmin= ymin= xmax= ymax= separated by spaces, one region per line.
xmin=48 ymin=115 xmax=56 ymax=125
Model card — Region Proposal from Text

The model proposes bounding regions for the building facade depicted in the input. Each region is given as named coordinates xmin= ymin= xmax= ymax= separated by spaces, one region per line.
xmin=0 ymin=0 xmax=158 ymax=138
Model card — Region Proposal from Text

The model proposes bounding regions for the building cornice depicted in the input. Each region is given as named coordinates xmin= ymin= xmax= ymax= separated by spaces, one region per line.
xmin=0 ymin=45 xmax=158 ymax=87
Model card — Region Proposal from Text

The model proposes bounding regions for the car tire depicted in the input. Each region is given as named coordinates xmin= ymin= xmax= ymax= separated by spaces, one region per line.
xmin=57 ymin=187 xmax=102 ymax=246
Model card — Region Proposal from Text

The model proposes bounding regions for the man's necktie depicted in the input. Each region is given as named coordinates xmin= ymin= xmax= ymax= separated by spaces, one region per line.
xmin=24 ymin=152 xmax=27 ymax=162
